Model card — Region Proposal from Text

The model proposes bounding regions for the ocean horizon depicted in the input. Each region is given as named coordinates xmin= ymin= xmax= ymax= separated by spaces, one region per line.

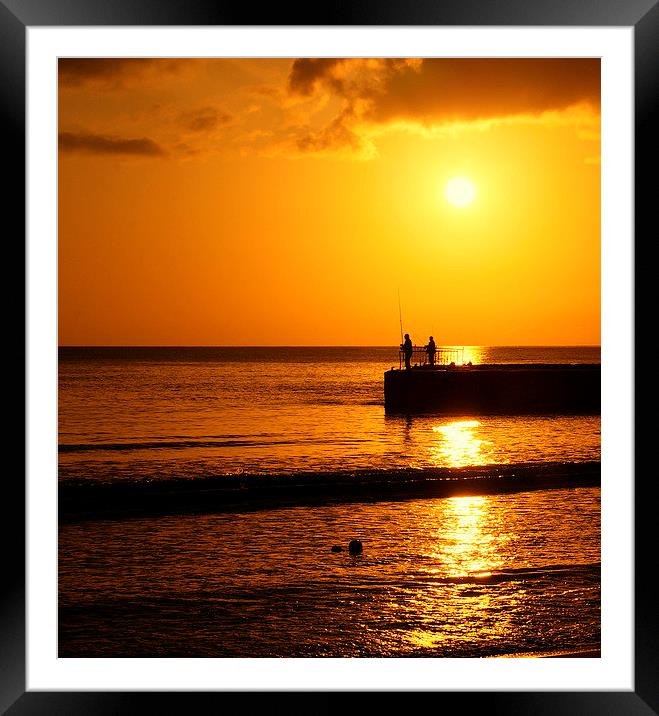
xmin=58 ymin=345 xmax=601 ymax=658
xmin=53 ymin=55 xmax=607 ymax=667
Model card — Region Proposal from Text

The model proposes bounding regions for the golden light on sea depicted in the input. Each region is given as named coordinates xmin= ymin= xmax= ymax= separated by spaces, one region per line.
xmin=442 ymin=496 xmax=495 ymax=575
xmin=460 ymin=346 xmax=483 ymax=365
xmin=430 ymin=420 xmax=492 ymax=467
xmin=423 ymin=496 xmax=510 ymax=577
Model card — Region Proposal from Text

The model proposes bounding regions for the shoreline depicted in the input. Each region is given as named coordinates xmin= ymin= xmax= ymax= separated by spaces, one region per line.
xmin=492 ymin=648 xmax=601 ymax=659
xmin=59 ymin=460 xmax=600 ymax=523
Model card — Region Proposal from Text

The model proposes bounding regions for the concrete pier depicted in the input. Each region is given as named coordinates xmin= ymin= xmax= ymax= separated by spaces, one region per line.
xmin=384 ymin=363 xmax=600 ymax=414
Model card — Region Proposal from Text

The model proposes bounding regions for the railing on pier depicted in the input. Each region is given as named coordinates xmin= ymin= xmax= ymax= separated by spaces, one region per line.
xmin=398 ymin=346 xmax=465 ymax=370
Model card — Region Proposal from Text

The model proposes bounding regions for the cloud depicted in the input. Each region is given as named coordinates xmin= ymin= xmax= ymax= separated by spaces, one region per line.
xmin=178 ymin=106 xmax=233 ymax=132
xmin=58 ymin=58 xmax=185 ymax=88
xmin=288 ymin=58 xmax=347 ymax=96
xmin=59 ymin=131 xmax=165 ymax=157
xmin=363 ymin=59 xmax=600 ymax=125
xmin=285 ymin=58 xmax=600 ymax=156
xmin=293 ymin=111 xmax=376 ymax=159
xmin=288 ymin=58 xmax=419 ymax=99
xmin=57 ymin=58 xmax=600 ymax=163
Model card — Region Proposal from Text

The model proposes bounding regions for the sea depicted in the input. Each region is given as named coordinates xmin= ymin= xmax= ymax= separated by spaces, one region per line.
xmin=58 ymin=346 xmax=601 ymax=658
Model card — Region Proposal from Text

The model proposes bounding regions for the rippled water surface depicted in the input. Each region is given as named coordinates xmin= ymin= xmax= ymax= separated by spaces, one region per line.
xmin=59 ymin=346 xmax=600 ymax=482
xmin=59 ymin=487 xmax=600 ymax=657
xmin=58 ymin=346 xmax=600 ymax=657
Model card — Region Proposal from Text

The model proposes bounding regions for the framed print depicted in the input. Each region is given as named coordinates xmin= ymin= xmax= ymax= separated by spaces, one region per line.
xmin=5 ymin=0 xmax=651 ymax=712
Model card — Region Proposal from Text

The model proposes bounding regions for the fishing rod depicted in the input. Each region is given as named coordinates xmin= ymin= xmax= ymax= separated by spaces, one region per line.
xmin=398 ymin=288 xmax=404 ymax=345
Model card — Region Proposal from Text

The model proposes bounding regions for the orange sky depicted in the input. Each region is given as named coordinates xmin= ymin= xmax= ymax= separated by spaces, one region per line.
xmin=58 ymin=58 xmax=600 ymax=346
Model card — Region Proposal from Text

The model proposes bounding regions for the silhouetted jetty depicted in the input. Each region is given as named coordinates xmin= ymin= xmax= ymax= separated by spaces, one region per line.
xmin=384 ymin=361 xmax=600 ymax=414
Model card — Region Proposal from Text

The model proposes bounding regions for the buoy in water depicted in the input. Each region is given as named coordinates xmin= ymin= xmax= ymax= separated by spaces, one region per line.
xmin=331 ymin=545 xmax=343 ymax=553
xmin=348 ymin=539 xmax=363 ymax=555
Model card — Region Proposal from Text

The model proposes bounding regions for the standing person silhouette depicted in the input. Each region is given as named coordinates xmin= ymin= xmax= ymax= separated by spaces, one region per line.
xmin=425 ymin=336 xmax=436 ymax=367
xmin=401 ymin=333 xmax=413 ymax=370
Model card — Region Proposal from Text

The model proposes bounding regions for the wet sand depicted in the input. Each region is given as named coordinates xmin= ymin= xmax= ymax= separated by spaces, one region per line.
xmin=493 ymin=648 xmax=601 ymax=658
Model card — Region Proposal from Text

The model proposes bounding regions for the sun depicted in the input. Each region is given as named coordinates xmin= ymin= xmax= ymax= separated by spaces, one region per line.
xmin=445 ymin=177 xmax=477 ymax=208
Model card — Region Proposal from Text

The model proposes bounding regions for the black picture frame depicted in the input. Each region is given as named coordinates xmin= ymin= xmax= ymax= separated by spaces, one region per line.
xmin=5 ymin=0 xmax=648 ymax=713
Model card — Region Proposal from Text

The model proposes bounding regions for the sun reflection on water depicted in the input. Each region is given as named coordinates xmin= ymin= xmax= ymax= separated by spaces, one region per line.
xmin=430 ymin=420 xmax=493 ymax=467
xmin=460 ymin=346 xmax=483 ymax=365
xmin=400 ymin=495 xmax=519 ymax=649
xmin=438 ymin=496 xmax=506 ymax=576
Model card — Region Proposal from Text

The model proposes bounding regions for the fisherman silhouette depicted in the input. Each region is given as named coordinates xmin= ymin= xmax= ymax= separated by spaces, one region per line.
xmin=425 ymin=336 xmax=436 ymax=367
xmin=401 ymin=333 xmax=413 ymax=370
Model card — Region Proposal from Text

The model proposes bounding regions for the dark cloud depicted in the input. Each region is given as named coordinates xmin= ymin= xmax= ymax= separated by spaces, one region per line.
xmin=288 ymin=58 xmax=347 ymax=96
xmin=58 ymin=58 xmax=184 ymax=87
xmin=364 ymin=58 xmax=600 ymax=125
xmin=288 ymin=58 xmax=414 ymax=99
xmin=59 ymin=131 xmax=165 ymax=157
xmin=178 ymin=106 xmax=233 ymax=132
xmin=286 ymin=58 xmax=600 ymax=155
xmin=294 ymin=111 xmax=372 ymax=157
